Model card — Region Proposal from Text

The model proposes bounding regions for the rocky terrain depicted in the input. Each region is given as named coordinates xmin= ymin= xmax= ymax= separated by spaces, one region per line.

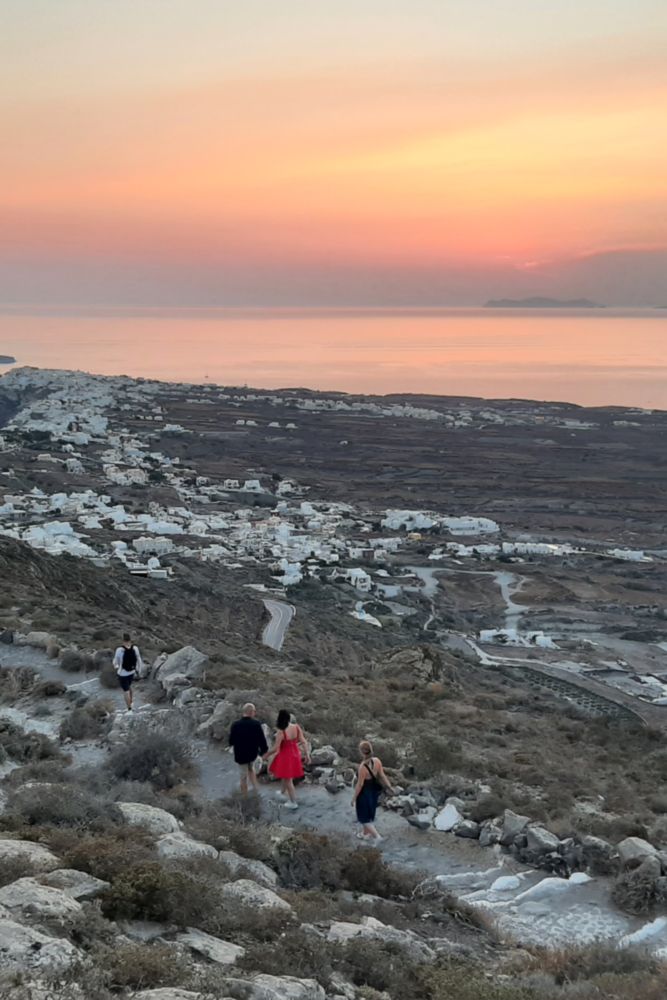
xmin=0 ymin=366 xmax=666 ymax=999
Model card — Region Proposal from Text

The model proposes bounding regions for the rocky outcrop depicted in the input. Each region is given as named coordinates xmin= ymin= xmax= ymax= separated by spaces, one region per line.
xmin=434 ymin=803 xmax=463 ymax=832
xmin=0 ymin=917 xmax=81 ymax=973
xmin=218 ymin=851 xmax=278 ymax=888
xmin=173 ymin=927 xmax=244 ymax=966
xmin=224 ymin=976 xmax=325 ymax=1000
xmin=617 ymin=836 xmax=658 ymax=869
xmin=0 ymin=839 xmax=60 ymax=873
xmin=134 ymin=992 xmax=206 ymax=1000
xmin=37 ymin=868 xmax=109 ymax=901
xmin=155 ymin=646 xmax=209 ymax=694
xmin=525 ymin=826 xmax=561 ymax=854
xmin=197 ymin=699 xmax=236 ymax=740
xmin=499 ymin=810 xmax=530 ymax=847
xmin=118 ymin=801 xmax=181 ymax=836
xmin=327 ymin=915 xmax=435 ymax=962
xmin=0 ymin=877 xmax=82 ymax=926
xmin=220 ymin=879 xmax=293 ymax=916
xmin=156 ymin=832 xmax=217 ymax=861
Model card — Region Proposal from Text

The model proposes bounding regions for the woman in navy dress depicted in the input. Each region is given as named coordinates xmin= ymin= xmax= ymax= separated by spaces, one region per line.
xmin=351 ymin=740 xmax=395 ymax=843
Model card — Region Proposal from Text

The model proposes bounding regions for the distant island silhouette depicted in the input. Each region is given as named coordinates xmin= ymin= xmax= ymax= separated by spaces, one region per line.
xmin=484 ymin=297 xmax=604 ymax=309
xmin=0 ymin=356 xmax=16 ymax=365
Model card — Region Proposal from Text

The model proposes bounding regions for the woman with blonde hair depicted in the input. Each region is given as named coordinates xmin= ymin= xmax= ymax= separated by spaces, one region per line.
xmin=351 ymin=740 xmax=394 ymax=842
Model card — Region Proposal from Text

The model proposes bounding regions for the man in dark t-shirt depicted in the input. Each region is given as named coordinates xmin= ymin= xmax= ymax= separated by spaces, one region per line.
xmin=229 ymin=703 xmax=269 ymax=796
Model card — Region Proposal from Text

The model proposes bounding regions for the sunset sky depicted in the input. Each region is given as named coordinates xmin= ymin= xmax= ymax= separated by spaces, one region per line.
xmin=2 ymin=1 xmax=666 ymax=307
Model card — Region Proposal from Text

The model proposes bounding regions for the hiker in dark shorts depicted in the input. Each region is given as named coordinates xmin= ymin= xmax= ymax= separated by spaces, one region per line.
xmin=229 ymin=703 xmax=269 ymax=796
xmin=113 ymin=633 xmax=144 ymax=712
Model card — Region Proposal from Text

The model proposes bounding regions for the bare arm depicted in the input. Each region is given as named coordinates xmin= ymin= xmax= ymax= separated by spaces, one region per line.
xmin=351 ymin=764 xmax=365 ymax=804
xmin=375 ymin=759 xmax=395 ymax=794
xmin=264 ymin=729 xmax=283 ymax=760
xmin=297 ymin=725 xmax=310 ymax=763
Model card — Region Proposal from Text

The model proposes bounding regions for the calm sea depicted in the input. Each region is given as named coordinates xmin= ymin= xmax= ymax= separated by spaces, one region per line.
xmin=1 ymin=307 xmax=665 ymax=409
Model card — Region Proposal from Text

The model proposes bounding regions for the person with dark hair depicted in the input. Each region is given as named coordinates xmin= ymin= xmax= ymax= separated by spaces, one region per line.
xmin=113 ymin=633 xmax=143 ymax=712
xmin=265 ymin=709 xmax=309 ymax=810
xmin=352 ymin=740 xmax=394 ymax=843
xmin=229 ymin=703 xmax=269 ymax=796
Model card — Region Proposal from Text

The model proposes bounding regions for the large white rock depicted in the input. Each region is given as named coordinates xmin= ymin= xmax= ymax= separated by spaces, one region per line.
xmin=0 ymin=877 xmax=82 ymax=925
xmin=327 ymin=916 xmax=434 ymax=962
xmin=499 ymin=809 xmax=530 ymax=846
xmin=617 ymin=837 xmax=658 ymax=868
xmin=174 ymin=927 xmax=244 ymax=966
xmin=0 ymin=917 xmax=81 ymax=973
xmin=118 ymin=802 xmax=181 ymax=836
xmin=220 ymin=879 xmax=292 ymax=915
xmin=0 ymin=839 xmax=60 ymax=873
xmin=525 ymin=826 xmax=561 ymax=854
xmin=434 ymin=803 xmax=463 ymax=832
xmin=133 ymin=992 xmax=205 ymax=1000
xmin=218 ymin=851 xmax=278 ymax=888
xmin=245 ymin=976 xmax=325 ymax=1000
xmin=38 ymin=868 xmax=109 ymax=900
xmin=155 ymin=646 xmax=209 ymax=694
xmin=196 ymin=700 xmax=235 ymax=741
xmin=156 ymin=832 xmax=217 ymax=861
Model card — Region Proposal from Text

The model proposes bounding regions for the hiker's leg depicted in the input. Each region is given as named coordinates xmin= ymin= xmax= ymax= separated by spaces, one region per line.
xmin=248 ymin=765 xmax=260 ymax=793
xmin=285 ymin=779 xmax=296 ymax=803
xmin=239 ymin=770 xmax=249 ymax=796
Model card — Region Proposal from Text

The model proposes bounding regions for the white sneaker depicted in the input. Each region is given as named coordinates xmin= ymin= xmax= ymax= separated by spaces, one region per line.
xmin=284 ymin=801 xmax=299 ymax=811
xmin=275 ymin=790 xmax=286 ymax=800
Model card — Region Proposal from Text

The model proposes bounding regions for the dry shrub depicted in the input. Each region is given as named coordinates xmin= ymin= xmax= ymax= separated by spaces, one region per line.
xmin=109 ymin=727 xmax=192 ymax=789
xmin=185 ymin=797 xmax=273 ymax=860
xmin=60 ymin=699 xmax=113 ymax=741
xmin=59 ymin=648 xmax=94 ymax=672
xmin=338 ymin=939 xmax=425 ymax=999
xmin=46 ymin=639 xmax=60 ymax=659
xmin=532 ymin=941 xmax=659 ymax=984
xmin=469 ymin=794 xmax=507 ymax=823
xmin=275 ymin=831 xmax=420 ymax=900
xmin=612 ymin=861 xmax=660 ymax=915
xmin=0 ymin=854 xmax=37 ymax=887
xmin=0 ymin=719 xmax=60 ymax=764
xmin=241 ymin=925 xmax=334 ymax=980
xmin=342 ymin=847 xmax=421 ymax=899
xmin=0 ymin=665 xmax=36 ymax=703
xmin=4 ymin=784 xmax=122 ymax=833
xmin=101 ymin=859 xmax=224 ymax=930
xmin=97 ymin=941 xmax=187 ymax=991
xmin=95 ymin=650 xmax=118 ymax=690
xmin=276 ymin=831 xmax=344 ymax=890
xmin=34 ymin=678 xmax=67 ymax=697
xmin=4 ymin=757 xmax=68 ymax=787
xmin=60 ymin=829 xmax=155 ymax=882
xmin=423 ymin=964 xmax=536 ymax=1000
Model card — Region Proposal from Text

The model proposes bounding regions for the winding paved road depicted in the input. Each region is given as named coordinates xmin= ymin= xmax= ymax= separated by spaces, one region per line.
xmin=261 ymin=599 xmax=296 ymax=651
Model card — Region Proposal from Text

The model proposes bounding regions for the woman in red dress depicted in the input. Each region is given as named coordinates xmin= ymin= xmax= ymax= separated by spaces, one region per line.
xmin=266 ymin=709 xmax=310 ymax=810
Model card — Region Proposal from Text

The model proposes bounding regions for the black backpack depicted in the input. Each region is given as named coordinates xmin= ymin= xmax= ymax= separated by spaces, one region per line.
xmin=122 ymin=645 xmax=138 ymax=672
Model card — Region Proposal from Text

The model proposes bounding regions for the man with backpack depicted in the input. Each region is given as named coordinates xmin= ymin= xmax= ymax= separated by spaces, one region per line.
xmin=113 ymin=633 xmax=144 ymax=711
